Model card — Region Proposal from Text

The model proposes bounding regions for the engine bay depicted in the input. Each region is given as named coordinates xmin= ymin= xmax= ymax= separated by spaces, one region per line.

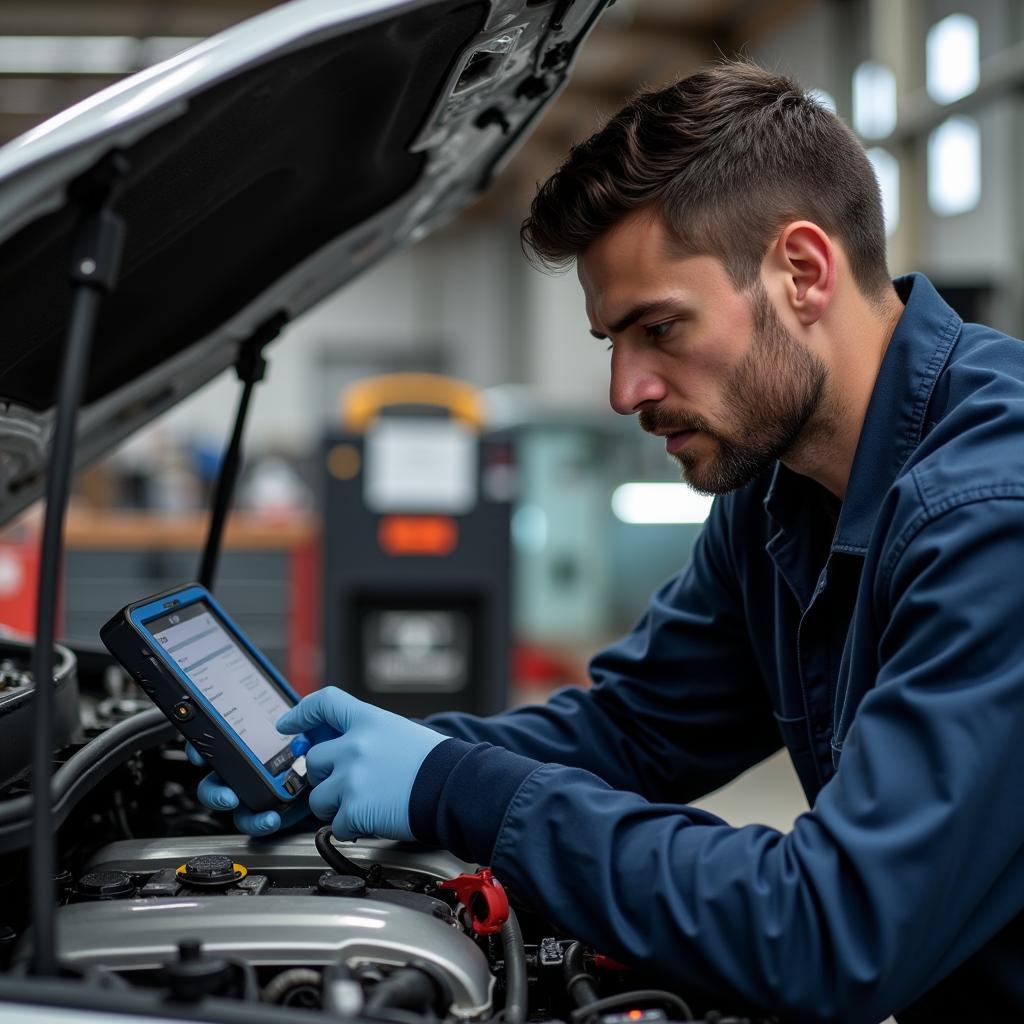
xmin=39 ymin=835 xmax=496 ymax=1017
xmin=0 ymin=647 xmax=779 ymax=1024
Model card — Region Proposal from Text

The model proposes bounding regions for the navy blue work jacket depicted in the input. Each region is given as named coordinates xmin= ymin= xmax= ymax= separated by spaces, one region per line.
xmin=411 ymin=274 xmax=1024 ymax=1022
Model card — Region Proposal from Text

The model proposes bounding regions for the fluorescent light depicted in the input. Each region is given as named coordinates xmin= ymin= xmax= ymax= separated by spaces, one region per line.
xmin=0 ymin=36 xmax=201 ymax=75
xmin=928 ymin=115 xmax=981 ymax=216
xmin=0 ymin=36 xmax=133 ymax=74
xmin=611 ymin=483 xmax=713 ymax=525
xmin=867 ymin=147 xmax=900 ymax=236
xmin=927 ymin=14 xmax=979 ymax=105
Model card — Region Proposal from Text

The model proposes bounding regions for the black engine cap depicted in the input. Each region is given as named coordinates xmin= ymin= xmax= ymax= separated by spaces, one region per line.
xmin=78 ymin=870 xmax=134 ymax=898
xmin=176 ymin=855 xmax=246 ymax=889
xmin=317 ymin=872 xmax=367 ymax=898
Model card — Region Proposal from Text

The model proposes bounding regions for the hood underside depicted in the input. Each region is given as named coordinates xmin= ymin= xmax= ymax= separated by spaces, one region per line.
xmin=0 ymin=0 xmax=607 ymax=523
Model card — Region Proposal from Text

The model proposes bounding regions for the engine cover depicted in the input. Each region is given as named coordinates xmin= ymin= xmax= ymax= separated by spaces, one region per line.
xmin=50 ymin=898 xmax=492 ymax=1018
xmin=19 ymin=835 xmax=495 ymax=1019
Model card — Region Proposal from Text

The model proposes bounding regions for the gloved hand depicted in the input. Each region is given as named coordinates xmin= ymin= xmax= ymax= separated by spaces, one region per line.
xmin=186 ymin=743 xmax=313 ymax=837
xmin=277 ymin=686 xmax=448 ymax=841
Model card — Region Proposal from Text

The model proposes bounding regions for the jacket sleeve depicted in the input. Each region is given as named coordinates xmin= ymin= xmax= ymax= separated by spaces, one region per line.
xmin=411 ymin=496 xmax=1024 ymax=1023
xmin=425 ymin=496 xmax=781 ymax=804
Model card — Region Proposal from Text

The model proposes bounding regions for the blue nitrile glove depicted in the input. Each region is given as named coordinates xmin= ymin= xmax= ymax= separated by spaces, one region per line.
xmin=186 ymin=741 xmax=315 ymax=837
xmin=276 ymin=686 xmax=447 ymax=841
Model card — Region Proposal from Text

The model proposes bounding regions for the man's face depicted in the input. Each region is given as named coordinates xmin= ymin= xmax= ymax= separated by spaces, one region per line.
xmin=578 ymin=211 xmax=829 ymax=495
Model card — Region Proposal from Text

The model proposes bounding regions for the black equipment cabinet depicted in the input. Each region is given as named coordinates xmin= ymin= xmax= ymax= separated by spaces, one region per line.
xmin=321 ymin=421 xmax=513 ymax=719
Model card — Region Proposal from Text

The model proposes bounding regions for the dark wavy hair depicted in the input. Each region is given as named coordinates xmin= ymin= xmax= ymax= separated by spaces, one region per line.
xmin=521 ymin=60 xmax=891 ymax=303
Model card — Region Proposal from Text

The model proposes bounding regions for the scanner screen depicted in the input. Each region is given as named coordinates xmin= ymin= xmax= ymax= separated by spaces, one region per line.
xmin=145 ymin=601 xmax=294 ymax=770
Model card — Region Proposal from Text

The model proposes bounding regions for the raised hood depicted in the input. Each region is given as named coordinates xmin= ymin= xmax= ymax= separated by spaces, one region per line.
xmin=0 ymin=0 xmax=607 ymax=524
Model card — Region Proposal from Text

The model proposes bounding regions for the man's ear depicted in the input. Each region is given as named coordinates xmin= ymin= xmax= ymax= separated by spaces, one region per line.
xmin=767 ymin=221 xmax=835 ymax=326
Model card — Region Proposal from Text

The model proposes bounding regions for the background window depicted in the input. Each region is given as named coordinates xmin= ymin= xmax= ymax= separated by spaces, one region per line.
xmin=928 ymin=115 xmax=981 ymax=215
xmin=867 ymin=147 xmax=900 ymax=236
xmin=926 ymin=14 xmax=979 ymax=105
xmin=853 ymin=61 xmax=897 ymax=138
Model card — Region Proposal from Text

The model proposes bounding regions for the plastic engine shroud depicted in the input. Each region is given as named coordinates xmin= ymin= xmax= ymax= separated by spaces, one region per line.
xmin=21 ymin=835 xmax=495 ymax=1020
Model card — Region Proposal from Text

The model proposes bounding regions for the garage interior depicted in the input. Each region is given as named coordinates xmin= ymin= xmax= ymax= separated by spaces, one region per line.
xmin=0 ymin=0 xmax=1017 ymax=852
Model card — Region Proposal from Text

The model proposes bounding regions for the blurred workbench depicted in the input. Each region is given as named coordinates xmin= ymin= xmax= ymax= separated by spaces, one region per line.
xmin=0 ymin=509 xmax=321 ymax=694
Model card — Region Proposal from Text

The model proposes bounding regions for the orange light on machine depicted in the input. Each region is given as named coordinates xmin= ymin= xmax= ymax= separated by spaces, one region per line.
xmin=378 ymin=516 xmax=458 ymax=557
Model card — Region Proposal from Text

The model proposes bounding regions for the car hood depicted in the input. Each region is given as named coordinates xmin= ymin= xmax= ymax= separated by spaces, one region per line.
xmin=0 ymin=0 xmax=607 ymax=524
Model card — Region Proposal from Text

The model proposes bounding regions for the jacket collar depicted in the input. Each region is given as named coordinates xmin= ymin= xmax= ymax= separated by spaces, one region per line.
xmin=764 ymin=273 xmax=961 ymax=554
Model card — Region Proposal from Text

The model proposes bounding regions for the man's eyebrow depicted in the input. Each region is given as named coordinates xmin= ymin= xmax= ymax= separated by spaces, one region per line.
xmin=588 ymin=300 xmax=685 ymax=340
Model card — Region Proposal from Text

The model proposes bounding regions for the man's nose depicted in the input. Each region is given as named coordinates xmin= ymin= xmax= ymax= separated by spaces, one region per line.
xmin=609 ymin=349 xmax=667 ymax=415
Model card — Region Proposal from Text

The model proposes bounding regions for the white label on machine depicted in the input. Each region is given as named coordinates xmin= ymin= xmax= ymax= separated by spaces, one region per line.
xmin=362 ymin=610 xmax=470 ymax=693
xmin=364 ymin=418 xmax=477 ymax=513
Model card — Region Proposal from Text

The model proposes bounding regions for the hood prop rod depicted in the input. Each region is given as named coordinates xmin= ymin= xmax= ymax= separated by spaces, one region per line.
xmin=30 ymin=152 xmax=128 ymax=977
xmin=196 ymin=312 xmax=286 ymax=592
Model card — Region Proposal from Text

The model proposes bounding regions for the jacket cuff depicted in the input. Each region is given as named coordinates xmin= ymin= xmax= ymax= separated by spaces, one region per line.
xmin=409 ymin=738 xmax=541 ymax=864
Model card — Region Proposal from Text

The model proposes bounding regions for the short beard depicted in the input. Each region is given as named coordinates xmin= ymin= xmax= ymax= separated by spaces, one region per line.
xmin=639 ymin=282 xmax=829 ymax=496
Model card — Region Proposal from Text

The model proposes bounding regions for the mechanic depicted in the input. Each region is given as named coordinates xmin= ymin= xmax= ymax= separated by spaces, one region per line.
xmin=194 ymin=61 xmax=1024 ymax=1022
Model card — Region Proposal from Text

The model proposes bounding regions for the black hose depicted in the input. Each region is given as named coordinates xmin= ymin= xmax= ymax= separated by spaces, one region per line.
xmin=364 ymin=967 xmax=439 ymax=1014
xmin=0 ymin=709 xmax=174 ymax=851
xmin=314 ymin=826 xmax=370 ymax=879
xmin=569 ymin=989 xmax=694 ymax=1023
xmin=562 ymin=941 xmax=599 ymax=1009
xmin=500 ymin=907 xmax=528 ymax=1024
xmin=260 ymin=967 xmax=322 ymax=1006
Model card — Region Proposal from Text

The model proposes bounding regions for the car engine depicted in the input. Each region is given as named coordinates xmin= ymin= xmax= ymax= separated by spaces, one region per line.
xmin=0 ymin=644 xmax=781 ymax=1024
xmin=41 ymin=834 xmax=497 ymax=1017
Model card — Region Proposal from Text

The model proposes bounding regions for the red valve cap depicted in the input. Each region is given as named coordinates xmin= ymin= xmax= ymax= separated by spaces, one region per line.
xmin=438 ymin=868 xmax=509 ymax=935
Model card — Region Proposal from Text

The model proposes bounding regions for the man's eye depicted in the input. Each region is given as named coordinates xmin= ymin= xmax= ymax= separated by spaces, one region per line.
xmin=645 ymin=321 xmax=673 ymax=340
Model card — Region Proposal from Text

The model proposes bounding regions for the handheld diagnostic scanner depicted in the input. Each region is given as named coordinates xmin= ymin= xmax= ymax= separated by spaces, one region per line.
xmin=101 ymin=583 xmax=309 ymax=811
